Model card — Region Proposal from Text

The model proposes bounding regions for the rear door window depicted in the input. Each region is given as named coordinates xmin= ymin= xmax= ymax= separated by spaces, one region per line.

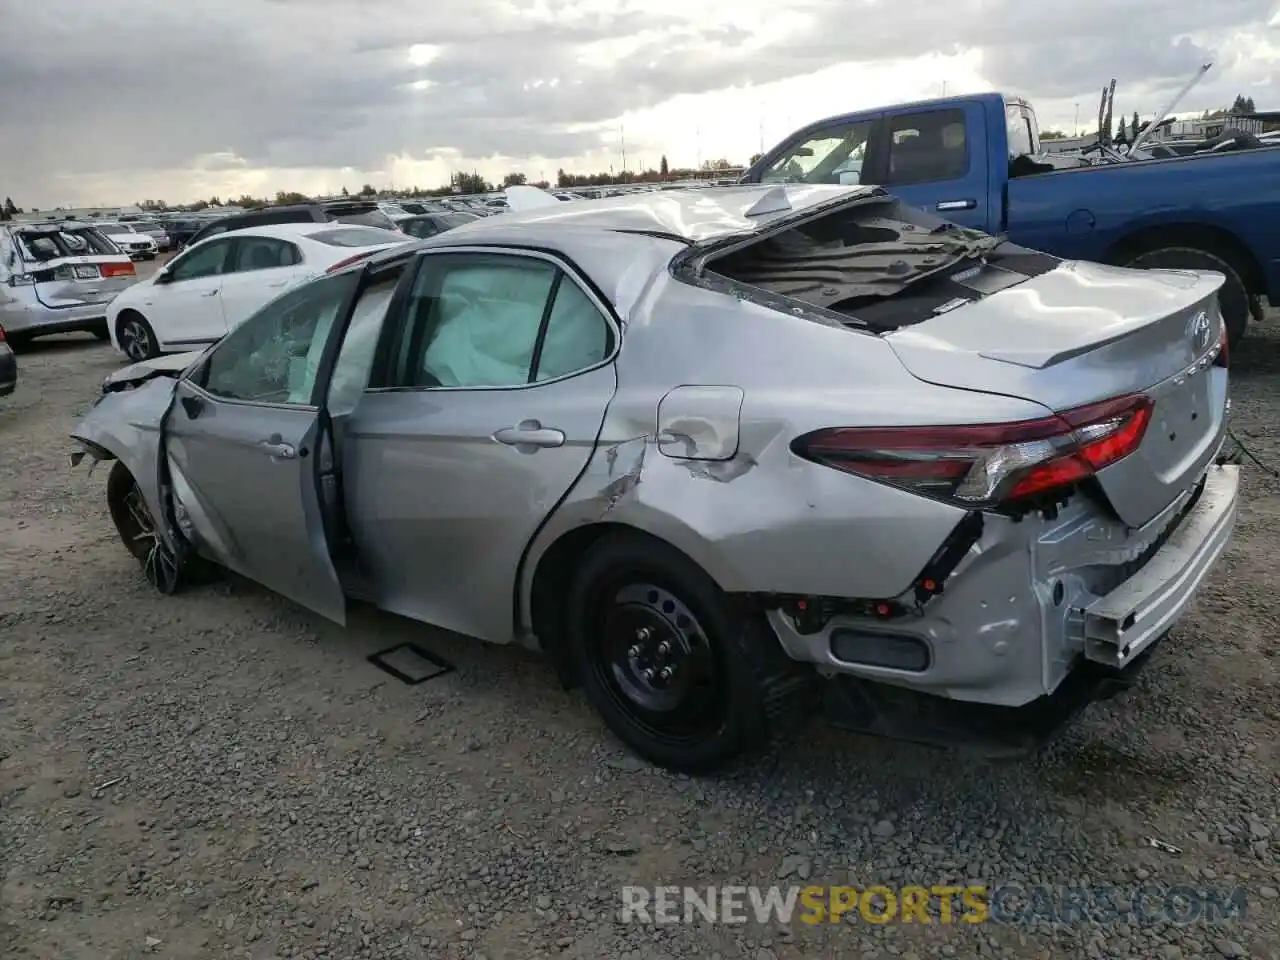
xmin=884 ymin=109 xmax=969 ymax=185
xmin=232 ymin=236 xmax=302 ymax=272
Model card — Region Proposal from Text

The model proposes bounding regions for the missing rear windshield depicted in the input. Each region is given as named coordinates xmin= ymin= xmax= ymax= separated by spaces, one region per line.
xmin=701 ymin=198 xmax=1059 ymax=333
xmin=16 ymin=226 xmax=116 ymax=261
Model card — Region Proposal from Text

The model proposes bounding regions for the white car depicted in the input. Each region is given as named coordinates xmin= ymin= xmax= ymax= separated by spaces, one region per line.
xmin=93 ymin=222 xmax=158 ymax=260
xmin=105 ymin=222 xmax=409 ymax=361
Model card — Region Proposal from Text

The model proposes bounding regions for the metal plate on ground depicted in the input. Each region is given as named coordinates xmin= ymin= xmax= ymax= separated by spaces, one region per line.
xmin=367 ymin=642 xmax=455 ymax=685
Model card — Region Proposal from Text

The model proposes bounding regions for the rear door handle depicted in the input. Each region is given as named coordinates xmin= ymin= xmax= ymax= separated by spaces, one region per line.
xmin=493 ymin=420 xmax=565 ymax=449
xmin=935 ymin=199 xmax=976 ymax=211
xmin=200 ymin=289 xmax=219 ymax=297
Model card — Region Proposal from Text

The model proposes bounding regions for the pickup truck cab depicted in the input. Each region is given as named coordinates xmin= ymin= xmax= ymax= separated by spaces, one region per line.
xmin=744 ymin=92 xmax=1280 ymax=345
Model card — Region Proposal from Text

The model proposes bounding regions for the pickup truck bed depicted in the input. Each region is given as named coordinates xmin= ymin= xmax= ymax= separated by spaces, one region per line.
xmin=745 ymin=91 xmax=1280 ymax=345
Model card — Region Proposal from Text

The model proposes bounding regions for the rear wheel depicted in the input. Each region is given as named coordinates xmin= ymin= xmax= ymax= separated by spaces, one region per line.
xmin=566 ymin=533 xmax=815 ymax=774
xmin=116 ymin=311 xmax=159 ymax=362
xmin=1122 ymin=246 xmax=1251 ymax=349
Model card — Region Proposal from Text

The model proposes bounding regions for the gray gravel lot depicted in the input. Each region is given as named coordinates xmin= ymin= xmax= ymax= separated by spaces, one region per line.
xmin=2 ymin=304 xmax=1279 ymax=959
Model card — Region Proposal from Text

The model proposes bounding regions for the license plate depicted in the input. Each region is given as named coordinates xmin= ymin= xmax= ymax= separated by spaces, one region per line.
xmin=73 ymin=265 xmax=100 ymax=280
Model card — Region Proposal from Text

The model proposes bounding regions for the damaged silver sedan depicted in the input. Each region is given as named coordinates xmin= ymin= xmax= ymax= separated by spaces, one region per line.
xmin=72 ymin=184 xmax=1240 ymax=773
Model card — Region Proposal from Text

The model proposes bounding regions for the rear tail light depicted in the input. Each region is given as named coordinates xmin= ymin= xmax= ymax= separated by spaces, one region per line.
xmin=0 ymin=324 xmax=6 ymax=343
xmin=792 ymin=394 xmax=1153 ymax=508
xmin=1213 ymin=326 xmax=1228 ymax=368
xmin=100 ymin=261 xmax=136 ymax=279
xmin=325 ymin=251 xmax=376 ymax=274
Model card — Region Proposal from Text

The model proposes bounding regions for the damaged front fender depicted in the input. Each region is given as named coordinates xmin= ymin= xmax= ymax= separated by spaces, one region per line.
xmin=69 ymin=377 xmax=178 ymax=550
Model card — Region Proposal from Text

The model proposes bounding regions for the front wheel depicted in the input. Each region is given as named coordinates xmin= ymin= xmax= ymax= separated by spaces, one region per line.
xmin=566 ymin=533 xmax=814 ymax=774
xmin=106 ymin=461 xmax=188 ymax=594
xmin=116 ymin=311 xmax=159 ymax=362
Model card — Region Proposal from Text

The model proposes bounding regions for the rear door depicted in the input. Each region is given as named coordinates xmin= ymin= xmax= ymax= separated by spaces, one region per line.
xmin=868 ymin=103 xmax=991 ymax=231
xmin=344 ymin=247 xmax=619 ymax=642
xmin=217 ymin=235 xmax=307 ymax=330
xmin=164 ymin=271 xmax=362 ymax=622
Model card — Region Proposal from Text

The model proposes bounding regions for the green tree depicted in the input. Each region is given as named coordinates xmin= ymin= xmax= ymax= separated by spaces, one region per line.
xmin=502 ymin=171 xmax=527 ymax=187
xmin=341 ymin=185 xmax=350 ymax=197
xmin=358 ymin=183 xmax=377 ymax=197
xmin=1040 ymin=130 xmax=1066 ymax=140
xmin=1 ymin=197 xmax=18 ymax=220
xmin=1131 ymin=112 xmax=1140 ymax=139
xmin=659 ymin=155 xmax=669 ymax=177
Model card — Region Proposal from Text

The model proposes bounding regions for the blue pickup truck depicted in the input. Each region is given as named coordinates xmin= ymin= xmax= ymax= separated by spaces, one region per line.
xmin=743 ymin=92 xmax=1280 ymax=346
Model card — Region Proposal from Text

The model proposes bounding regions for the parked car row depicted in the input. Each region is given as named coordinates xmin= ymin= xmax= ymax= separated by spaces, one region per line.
xmin=105 ymin=221 xmax=409 ymax=361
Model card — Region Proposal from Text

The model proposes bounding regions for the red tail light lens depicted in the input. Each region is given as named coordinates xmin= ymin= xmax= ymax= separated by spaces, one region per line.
xmin=100 ymin=261 xmax=136 ymax=279
xmin=0 ymin=324 xmax=6 ymax=343
xmin=793 ymin=394 xmax=1153 ymax=508
xmin=1213 ymin=326 xmax=1228 ymax=368
xmin=325 ymin=251 xmax=376 ymax=274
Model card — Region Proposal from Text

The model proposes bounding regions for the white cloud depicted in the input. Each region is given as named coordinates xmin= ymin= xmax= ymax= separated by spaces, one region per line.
xmin=0 ymin=0 xmax=1275 ymax=207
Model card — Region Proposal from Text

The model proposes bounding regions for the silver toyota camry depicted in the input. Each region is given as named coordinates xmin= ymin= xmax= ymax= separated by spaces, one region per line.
xmin=71 ymin=184 xmax=1240 ymax=773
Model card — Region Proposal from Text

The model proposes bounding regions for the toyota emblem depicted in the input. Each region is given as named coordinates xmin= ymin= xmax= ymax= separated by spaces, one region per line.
xmin=1188 ymin=310 xmax=1211 ymax=353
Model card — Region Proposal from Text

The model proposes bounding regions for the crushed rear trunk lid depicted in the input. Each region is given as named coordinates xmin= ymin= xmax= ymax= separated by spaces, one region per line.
xmin=884 ymin=261 xmax=1229 ymax=527
xmin=32 ymin=257 xmax=138 ymax=311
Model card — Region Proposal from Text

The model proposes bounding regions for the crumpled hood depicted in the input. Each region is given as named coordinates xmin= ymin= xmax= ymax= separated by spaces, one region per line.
xmin=104 ymin=350 xmax=203 ymax=389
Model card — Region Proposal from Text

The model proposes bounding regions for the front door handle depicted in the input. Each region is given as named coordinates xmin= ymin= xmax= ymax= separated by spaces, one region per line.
xmin=493 ymin=420 xmax=565 ymax=450
xmin=266 ymin=280 xmax=288 ymax=288
xmin=935 ymin=199 xmax=977 ymax=211
xmin=259 ymin=434 xmax=298 ymax=459
xmin=200 ymin=289 xmax=219 ymax=297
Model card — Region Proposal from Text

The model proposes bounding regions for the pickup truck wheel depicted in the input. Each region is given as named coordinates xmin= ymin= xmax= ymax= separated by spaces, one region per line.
xmin=566 ymin=533 xmax=815 ymax=774
xmin=1122 ymin=247 xmax=1250 ymax=349
xmin=116 ymin=311 xmax=159 ymax=362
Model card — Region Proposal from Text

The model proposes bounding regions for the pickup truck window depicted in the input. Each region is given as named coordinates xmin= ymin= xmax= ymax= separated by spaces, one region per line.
xmin=758 ymin=119 xmax=873 ymax=185
xmin=1005 ymin=102 xmax=1038 ymax=157
xmin=885 ymin=109 xmax=968 ymax=185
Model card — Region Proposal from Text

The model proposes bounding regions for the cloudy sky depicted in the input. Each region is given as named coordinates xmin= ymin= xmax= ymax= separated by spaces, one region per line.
xmin=3 ymin=0 xmax=1278 ymax=208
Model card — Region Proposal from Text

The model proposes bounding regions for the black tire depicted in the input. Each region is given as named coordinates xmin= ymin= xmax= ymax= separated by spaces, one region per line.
xmin=106 ymin=461 xmax=196 ymax=594
xmin=116 ymin=311 xmax=159 ymax=362
xmin=1122 ymin=246 xmax=1250 ymax=349
xmin=5 ymin=332 xmax=33 ymax=353
xmin=566 ymin=533 xmax=815 ymax=774
xmin=91 ymin=321 xmax=110 ymax=341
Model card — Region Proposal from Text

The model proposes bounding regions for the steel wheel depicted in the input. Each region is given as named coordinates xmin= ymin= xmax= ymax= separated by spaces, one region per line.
xmin=588 ymin=579 xmax=728 ymax=747
xmin=118 ymin=313 xmax=157 ymax=362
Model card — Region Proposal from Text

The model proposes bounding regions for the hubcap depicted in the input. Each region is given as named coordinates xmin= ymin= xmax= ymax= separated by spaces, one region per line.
xmin=595 ymin=582 xmax=724 ymax=743
xmin=121 ymin=321 xmax=150 ymax=361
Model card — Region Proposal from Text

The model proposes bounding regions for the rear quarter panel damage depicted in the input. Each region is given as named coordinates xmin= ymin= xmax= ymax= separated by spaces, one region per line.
xmin=70 ymin=378 xmax=177 ymax=548
xmin=518 ymin=273 xmax=1055 ymax=632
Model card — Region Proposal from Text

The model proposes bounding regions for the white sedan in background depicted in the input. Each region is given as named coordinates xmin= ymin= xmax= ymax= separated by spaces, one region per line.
xmin=94 ymin=222 xmax=159 ymax=260
xmin=106 ymin=222 xmax=410 ymax=361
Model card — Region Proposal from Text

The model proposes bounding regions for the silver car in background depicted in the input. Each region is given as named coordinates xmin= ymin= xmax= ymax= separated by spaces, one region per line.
xmin=71 ymin=184 xmax=1238 ymax=773
xmin=1 ymin=222 xmax=139 ymax=347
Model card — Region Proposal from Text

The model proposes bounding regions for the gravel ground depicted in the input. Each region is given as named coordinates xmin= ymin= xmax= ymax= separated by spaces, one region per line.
xmin=1 ymin=305 xmax=1279 ymax=960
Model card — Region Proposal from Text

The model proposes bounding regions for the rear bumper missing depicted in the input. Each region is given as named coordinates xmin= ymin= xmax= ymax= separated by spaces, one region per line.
xmin=765 ymin=466 xmax=1240 ymax=709
xmin=1082 ymin=464 xmax=1239 ymax=668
